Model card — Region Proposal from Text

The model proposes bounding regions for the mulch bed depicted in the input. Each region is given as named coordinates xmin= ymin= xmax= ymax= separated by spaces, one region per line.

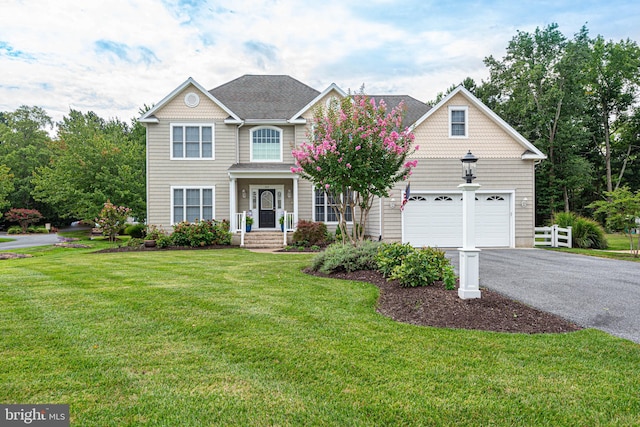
xmin=307 ymin=269 xmax=582 ymax=334
xmin=0 ymin=253 xmax=33 ymax=260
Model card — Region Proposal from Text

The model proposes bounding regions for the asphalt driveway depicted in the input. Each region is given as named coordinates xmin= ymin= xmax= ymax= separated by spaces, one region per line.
xmin=448 ymin=249 xmax=640 ymax=343
xmin=0 ymin=232 xmax=61 ymax=249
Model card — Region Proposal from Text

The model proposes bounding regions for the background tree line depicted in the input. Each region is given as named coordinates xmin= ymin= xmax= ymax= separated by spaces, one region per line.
xmin=435 ymin=24 xmax=640 ymax=225
xmin=0 ymin=106 xmax=146 ymax=227
xmin=1 ymin=23 xmax=638 ymax=229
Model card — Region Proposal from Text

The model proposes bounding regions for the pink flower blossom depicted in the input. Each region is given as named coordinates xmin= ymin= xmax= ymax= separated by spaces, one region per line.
xmin=316 ymin=166 xmax=322 ymax=171
xmin=355 ymin=145 xmax=361 ymax=151
xmin=346 ymin=163 xmax=352 ymax=169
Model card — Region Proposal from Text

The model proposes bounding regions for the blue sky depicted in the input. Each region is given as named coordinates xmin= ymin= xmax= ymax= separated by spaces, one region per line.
xmin=1 ymin=0 xmax=639 ymax=126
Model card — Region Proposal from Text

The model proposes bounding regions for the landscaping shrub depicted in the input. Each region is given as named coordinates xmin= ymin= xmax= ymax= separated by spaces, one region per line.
xmin=126 ymin=238 xmax=144 ymax=248
xmin=95 ymin=201 xmax=131 ymax=242
xmin=376 ymin=242 xmax=414 ymax=278
xmin=552 ymin=212 xmax=607 ymax=249
xmin=293 ymin=220 xmax=329 ymax=247
xmin=390 ymin=246 xmax=457 ymax=289
xmin=125 ymin=224 xmax=146 ymax=238
xmin=27 ymin=226 xmax=49 ymax=234
xmin=4 ymin=208 xmax=43 ymax=233
xmin=7 ymin=225 xmax=22 ymax=234
xmin=311 ymin=241 xmax=381 ymax=274
xmin=170 ymin=220 xmax=232 ymax=247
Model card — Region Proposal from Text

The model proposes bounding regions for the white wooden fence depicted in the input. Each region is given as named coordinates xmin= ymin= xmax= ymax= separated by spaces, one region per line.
xmin=534 ymin=225 xmax=572 ymax=248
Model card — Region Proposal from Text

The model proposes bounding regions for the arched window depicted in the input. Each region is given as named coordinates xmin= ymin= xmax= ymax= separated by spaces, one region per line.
xmin=251 ymin=127 xmax=282 ymax=162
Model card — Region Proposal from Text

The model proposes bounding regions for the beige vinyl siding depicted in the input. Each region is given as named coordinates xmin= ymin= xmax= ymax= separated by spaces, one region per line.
xmin=296 ymin=178 xmax=315 ymax=222
xmin=412 ymin=93 xmax=525 ymax=159
xmin=381 ymin=158 xmax=535 ymax=247
xmin=154 ymin=85 xmax=229 ymax=120
xmin=300 ymin=89 xmax=345 ymax=120
xmin=146 ymin=120 xmax=236 ymax=229
xmin=366 ymin=197 xmax=382 ymax=239
xmin=238 ymin=125 xmax=298 ymax=164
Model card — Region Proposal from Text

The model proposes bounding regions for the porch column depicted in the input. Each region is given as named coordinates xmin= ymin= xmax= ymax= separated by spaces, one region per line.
xmin=229 ymin=176 xmax=237 ymax=230
xmin=293 ymin=177 xmax=299 ymax=225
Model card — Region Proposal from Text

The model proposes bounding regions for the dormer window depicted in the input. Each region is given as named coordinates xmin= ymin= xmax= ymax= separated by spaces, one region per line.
xmin=449 ymin=106 xmax=468 ymax=138
xmin=251 ymin=126 xmax=282 ymax=162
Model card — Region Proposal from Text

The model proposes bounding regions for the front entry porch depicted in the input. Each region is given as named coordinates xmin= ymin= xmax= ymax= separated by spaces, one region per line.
xmin=227 ymin=163 xmax=299 ymax=233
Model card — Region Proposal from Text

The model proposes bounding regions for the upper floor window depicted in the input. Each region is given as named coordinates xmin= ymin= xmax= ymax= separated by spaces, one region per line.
xmin=449 ymin=106 xmax=468 ymax=138
xmin=251 ymin=126 xmax=282 ymax=162
xmin=171 ymin=123 xmax=214 ymax=159
xmin=314 ymin=189 xmax=353 ymax=223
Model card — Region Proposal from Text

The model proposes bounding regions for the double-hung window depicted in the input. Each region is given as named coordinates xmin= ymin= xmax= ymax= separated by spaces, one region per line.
xmin=251 ymin=126 xmax=282 ymax=162
xmin=172 ymin=187 xmax=214 ymax=224
xmin=449 ymin=106 xmax=468 ymax=138
xmin=171 ymin=124 xmax=214 ymax=159
xmin=314 ymin=189 xmax=353 ymax=222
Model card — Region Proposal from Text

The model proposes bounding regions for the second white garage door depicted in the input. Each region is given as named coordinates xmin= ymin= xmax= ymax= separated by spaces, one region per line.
xmin=402 ymin=192 xmax=512 ymax=247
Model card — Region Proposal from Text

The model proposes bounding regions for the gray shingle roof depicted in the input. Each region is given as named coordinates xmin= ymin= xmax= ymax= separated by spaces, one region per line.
xmin=209 ymin=75 xmax=320 ymax=120
xmin=368 ymin=95 xmax=432 ymax=127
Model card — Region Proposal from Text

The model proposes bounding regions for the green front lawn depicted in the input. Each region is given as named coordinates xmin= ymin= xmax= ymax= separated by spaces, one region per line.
xmin=1 ymin=246 xmax=639 ymax=426
xmin=550 ymin=233 xmax=640 ymax=262
xmin=0 ymin=237 xmax=15 ymax=243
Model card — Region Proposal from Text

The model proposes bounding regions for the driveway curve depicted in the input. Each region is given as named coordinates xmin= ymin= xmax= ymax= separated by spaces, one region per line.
xmin=0 ymin=232 xmax=61 ymax=249
xmin=449 ymin=249 xmax=640 ymax=343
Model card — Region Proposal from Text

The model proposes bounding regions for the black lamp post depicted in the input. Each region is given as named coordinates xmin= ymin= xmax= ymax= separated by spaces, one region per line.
xmin=461 ymin=150 xmax=478 ymax=183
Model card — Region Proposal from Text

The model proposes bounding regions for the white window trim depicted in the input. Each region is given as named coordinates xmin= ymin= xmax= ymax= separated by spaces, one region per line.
xmin=170 ymin=122 xmax=215 ymax=160
xmin=170 ymin=186 xmax=215 ymax=225
xmin=448 ymin=106 xmax=468 ymax=138
xmin=312 ymin=188 xmax=353 ymax=224
xmin=250 ymin=126 xmax=283 ymax=162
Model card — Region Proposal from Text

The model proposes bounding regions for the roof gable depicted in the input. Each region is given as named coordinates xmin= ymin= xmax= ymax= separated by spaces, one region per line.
xmin=209 ymin=75 xmax=320 ymax=121
xmin=290 ymin=83 xmax=347 ymax=122
xmin=411 ymin=86 xmax=546 ymax=160
xmin=139 ymin=77 xmax=240 ymax=123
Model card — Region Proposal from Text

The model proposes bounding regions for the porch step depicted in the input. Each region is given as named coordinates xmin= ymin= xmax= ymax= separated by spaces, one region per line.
xmin=243 ymin=231 xmax=286 ymax=249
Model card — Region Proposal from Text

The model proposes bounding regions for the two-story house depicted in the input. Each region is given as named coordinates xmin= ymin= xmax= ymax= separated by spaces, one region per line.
xmin=139 ymin=75 xmax=545 ymax=247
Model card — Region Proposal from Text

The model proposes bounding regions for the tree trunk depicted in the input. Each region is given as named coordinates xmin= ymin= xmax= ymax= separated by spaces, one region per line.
xmin=604 ymin=110 xmax=613 ymax=193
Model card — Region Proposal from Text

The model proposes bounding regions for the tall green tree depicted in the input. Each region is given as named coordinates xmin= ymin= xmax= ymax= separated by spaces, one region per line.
xmin=32 ymin=110 xmax=146 ymax=222
xmin=584 ymin=36 xmax=640 ymax=193
xmin=0 ymin=106 xmax=53 ymax=211
xmin=0 ymin=164 xmax=14 ymax=212
xmin=480 ymin=24 xmax=593 ymax=222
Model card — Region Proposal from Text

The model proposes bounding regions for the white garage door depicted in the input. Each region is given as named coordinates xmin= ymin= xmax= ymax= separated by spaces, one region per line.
xmin=402 ymin=193 xmax=511 ymax=247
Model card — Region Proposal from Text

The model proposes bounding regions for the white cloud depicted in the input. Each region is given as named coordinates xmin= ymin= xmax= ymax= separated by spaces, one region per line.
xmin=1 ymin=0 xmax=638 ymax=126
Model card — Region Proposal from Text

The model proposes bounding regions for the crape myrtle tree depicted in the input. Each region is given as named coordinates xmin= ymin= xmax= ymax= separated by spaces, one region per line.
xmin=292 ymin=92 xmax=418 ymax=245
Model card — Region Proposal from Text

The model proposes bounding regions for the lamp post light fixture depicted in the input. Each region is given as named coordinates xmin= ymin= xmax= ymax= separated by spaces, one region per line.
xmin=461 ymin=150 xmax=478 ymax=183
xmin=458 ymin=150 xmax=481 ymax=299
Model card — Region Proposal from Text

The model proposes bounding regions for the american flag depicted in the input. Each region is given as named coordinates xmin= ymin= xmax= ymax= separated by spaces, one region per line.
xmin=400 ymin=182 xmax=410 ymax=211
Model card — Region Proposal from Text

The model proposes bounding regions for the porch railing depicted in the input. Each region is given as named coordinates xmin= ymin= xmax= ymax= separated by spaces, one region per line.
xmin=233 ymin=211 xmax=246 ymax=247
xmin=282 ymin=211 xmax=295 ymax=246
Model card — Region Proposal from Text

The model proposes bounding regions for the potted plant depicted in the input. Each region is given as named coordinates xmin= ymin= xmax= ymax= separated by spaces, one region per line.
xmin=246 ymin=216 xmax=253 ymax=232
xmin=279 ymin=215 xmax=285 ymax=232
xmin=144 ymin=225 xmax=164 ymax=248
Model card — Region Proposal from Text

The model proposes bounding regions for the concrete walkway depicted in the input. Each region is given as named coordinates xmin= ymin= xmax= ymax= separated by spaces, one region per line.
xmin=448 ymin=248 xmax=640 ymax=343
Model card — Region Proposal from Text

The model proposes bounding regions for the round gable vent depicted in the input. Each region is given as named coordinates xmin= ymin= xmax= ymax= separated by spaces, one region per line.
xmin=184 ymin=92 xmax=200 ymax=108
